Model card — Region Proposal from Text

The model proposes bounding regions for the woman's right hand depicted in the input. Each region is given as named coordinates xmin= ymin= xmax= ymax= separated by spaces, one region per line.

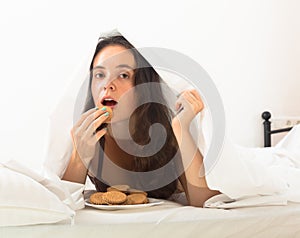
xmin=70 ymin=105 xmax=110 ymax=165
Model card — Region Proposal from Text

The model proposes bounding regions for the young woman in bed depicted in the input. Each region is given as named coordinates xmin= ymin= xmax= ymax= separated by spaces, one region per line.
xmin=62 ymin=34 xmax=219 ymax=207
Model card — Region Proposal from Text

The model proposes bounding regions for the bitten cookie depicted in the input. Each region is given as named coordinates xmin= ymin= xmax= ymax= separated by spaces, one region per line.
xmin=97 ymin=101 xmax=113 ymax=122
xmin=126 ymin=193 xmax=148 ymax=205
xmin=102 ymin=191 xmax=127 ymax=205
xmin=104 ymin=106 xmax=113 ymax=122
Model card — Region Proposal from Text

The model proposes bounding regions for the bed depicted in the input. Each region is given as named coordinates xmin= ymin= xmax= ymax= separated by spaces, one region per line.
xmin=1 ymin=111 xmax=300 ymax=238
xmin=2 ymin=200 xmax=300 ymax=238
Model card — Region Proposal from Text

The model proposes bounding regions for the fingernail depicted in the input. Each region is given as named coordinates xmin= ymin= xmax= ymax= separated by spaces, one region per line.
xmin=104 ymin=112 xmax=109 ymax=116
xmin=95 ymin=107 xmax=99 ymax=110
xmin=101 ymin=107 xmax=107 ymax=111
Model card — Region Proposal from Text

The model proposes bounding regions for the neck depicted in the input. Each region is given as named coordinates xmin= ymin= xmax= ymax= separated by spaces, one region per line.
xmin=106 ymin=118 xmax=135 ymax=140
xmin=104 ymin=133 xmax=135 ymax=170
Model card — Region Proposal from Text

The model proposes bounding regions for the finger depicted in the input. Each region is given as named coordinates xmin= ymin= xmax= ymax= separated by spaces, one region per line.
xmin=184 ymin=91 xmax=198 ymax=105
xmin=80 ymin=107 xmax=108 ymax=131
xmin=189 ymin=90 xmax=204 ymax=109
xmin=177 ymin=91 xmax=194 ymax=108
xmin=74 ymin=107 xmax=99 ymax=129
xmin=93 ymin=127 xmax=108 ymax=142
xmin=86 ymin=111 xmax=111 ymax=136
xmin=189 ymin=89 xmax=202 ymax=101
xmin=71 ymin=108 xmax=100 ymax=142
xmin=179 ymin=91 xmax=201 ymax=114
xmin=175 ymin=91 xmax=193 ymax=113
xmin=184 ymin=92 xmax=204 ymax=112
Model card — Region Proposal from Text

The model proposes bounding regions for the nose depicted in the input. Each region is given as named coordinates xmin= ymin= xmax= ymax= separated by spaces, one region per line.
xmin=104 ymin=80 xmax=116 ymax=91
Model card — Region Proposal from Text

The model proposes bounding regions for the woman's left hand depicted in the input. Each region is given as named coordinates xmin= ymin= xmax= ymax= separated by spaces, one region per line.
xmin=172 ymin=89 xmax=204 ymax=129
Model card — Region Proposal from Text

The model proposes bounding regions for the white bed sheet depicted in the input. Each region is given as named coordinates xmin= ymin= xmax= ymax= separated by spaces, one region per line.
xmin=1 ymin=199 xmax=300 ymax=238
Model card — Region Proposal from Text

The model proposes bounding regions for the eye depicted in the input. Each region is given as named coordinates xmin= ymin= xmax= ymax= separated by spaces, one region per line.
xmin=94 ymin=72 xmax=105 ymax=79
xmin=119 ymin=73 xmax=130 ymax=79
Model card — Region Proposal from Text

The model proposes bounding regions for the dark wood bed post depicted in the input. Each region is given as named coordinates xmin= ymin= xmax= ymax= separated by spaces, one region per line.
xmin=262 ymin=111 xmax=272 ymax=147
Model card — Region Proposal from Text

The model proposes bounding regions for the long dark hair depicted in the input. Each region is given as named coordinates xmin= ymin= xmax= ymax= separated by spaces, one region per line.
xmin=84 ymin=34 xmax=183 ymax=199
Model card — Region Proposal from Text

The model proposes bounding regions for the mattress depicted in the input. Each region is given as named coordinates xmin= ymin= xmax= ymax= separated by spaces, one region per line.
xmin=1 ymin=199 xmax=300 ymax=238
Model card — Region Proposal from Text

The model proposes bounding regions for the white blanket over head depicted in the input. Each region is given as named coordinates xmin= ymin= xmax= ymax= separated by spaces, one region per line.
xmin=43 ymin=29 xmax=212 ymax=180
xmin=43 ymin=29 xmax=300 ymax=205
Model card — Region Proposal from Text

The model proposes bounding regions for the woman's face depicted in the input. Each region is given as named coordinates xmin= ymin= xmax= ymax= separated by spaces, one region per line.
xmin=91 ymin=45 xmax=137 ymax=122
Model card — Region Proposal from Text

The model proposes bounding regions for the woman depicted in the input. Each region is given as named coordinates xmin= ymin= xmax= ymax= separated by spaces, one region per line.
xmin=62 ymin=34 xmax=219 ymax=207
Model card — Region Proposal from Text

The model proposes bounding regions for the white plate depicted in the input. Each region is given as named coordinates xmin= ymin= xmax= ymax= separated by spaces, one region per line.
xmin=85 ymin=198 xmax=164 ymax=210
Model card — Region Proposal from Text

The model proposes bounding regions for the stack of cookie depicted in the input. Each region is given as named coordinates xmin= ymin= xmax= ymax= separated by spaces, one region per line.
xmin=89 ymin=185 xmax=148 ymax=205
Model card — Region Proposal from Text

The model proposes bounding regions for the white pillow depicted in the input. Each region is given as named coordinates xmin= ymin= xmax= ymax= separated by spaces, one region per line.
xmin=0 ymin=165 xmax=75 ymax=227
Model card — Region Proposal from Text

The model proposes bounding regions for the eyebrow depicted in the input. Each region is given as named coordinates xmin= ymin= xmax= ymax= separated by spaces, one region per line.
xmin=116 ymin=64 xmax=134 ymax=70
xmin=92 ymin=64 xmax=134 ymax=70
xmin=92 ymin=65 xmax=105 ymax=70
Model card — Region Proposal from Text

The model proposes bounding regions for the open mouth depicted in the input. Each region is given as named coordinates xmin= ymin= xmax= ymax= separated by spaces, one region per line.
xmin=101 ymin=98 xmax=118 ymax=107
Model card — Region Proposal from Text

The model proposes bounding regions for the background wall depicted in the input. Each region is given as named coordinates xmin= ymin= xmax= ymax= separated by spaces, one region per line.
xmin=0 ymin=0 xmax=299 ymax=169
